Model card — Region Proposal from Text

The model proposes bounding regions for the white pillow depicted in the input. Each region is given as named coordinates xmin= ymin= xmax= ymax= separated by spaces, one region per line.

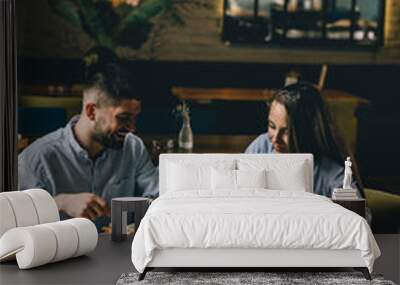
xmin=166 ymin=160 xmax=235 ymax=192
xmin=266 ymin=163 xmax=306 ymax=191
xmin=211 ymin=169 xmax=268 ymax=190
xmin=211 ymin=168 xmax=236 ymax=190
xmin=166 ymin=162 xmax=211 ymax=191
xmin=236 ymin=169 xmax=267 ymax=189
xmin=238 ymin=159 xmax=307 ymax=191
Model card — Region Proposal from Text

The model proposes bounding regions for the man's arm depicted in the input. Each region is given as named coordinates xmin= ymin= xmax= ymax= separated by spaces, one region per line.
xmin=18 ymin=153 xmax=49 ymax=191
xmin=19 ymin=151 xmax=107 ymax=220
xmin=54 ymin=193 xmax=108 ymax=220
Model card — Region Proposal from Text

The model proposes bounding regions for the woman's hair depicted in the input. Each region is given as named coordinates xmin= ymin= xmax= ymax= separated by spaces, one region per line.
xmin=272 ymin=82 xmax=343 ymax=162
xmin=271 ymin=82 xmax=364 ymax=195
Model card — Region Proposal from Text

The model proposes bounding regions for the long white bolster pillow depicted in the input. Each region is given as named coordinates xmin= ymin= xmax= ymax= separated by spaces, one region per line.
xmin=0 ymin=218 xmax=98 ymax=269
xmin=0 ymin=189 xmax=60 ymax=238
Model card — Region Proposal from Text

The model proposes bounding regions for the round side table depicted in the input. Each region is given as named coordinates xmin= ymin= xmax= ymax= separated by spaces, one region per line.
xmin=111 ymin=197 xmax=150 ymax=242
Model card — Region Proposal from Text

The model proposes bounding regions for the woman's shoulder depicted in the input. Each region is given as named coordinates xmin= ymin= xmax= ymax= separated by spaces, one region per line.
xmin=316 ymin=156 xmax=344 ymax=175
xmin=314 ymin=156 xmax=343 ymax=184
xmin=313 ymin=156 xmax=344 ymax=197
xmin=245 ymin=133 xmax=272 ymax=153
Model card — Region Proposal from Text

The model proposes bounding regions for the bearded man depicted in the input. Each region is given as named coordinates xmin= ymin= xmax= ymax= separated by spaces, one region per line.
xmin=18 ymin=63 xmax=158 ymax=224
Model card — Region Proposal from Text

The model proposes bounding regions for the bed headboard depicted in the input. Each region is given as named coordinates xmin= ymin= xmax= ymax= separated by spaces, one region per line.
xmin=159 ymin=153 xmax=314 ymax=196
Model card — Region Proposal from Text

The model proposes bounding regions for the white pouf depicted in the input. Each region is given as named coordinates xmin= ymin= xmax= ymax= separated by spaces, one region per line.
xmin=0 ymin=196 xmax=17 ymax=237
xmin=24 ymin=189 xmax=60 ymax=224
xmin=0 ymin=218 xmax=98 ymax=269
xmin=0 ymin=189 xmax=60 ymax=237
xmin=0 ymin=189 xmax=98 ymax=269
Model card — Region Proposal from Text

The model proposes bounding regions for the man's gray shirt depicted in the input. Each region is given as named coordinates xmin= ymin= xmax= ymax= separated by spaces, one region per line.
xmin=18 ymin=116 xmax=159 ymax=206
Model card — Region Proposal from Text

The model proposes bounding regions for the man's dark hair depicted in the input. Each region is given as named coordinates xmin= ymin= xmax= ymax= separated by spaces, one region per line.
xmin=83 ymin=62 xmax=141 ymax=106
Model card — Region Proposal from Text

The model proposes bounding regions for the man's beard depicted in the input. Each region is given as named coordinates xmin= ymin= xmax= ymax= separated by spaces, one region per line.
xmin=92 ymin=123 xmax=126 ymax=150
xmin=92 ymin=131 xmax=125 ymax=149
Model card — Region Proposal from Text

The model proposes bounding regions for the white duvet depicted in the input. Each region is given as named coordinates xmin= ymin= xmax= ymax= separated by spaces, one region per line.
xmin=131 ymin=190 xmax=380 ymax=273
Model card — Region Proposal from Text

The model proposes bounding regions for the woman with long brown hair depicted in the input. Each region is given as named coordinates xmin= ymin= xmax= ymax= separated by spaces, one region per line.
xmin=246 ymin=82 xmax=365 ymax=198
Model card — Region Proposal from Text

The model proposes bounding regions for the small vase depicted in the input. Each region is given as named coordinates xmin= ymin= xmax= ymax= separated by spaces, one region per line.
xmin=178 ymin=120 xmax=193 ymax=150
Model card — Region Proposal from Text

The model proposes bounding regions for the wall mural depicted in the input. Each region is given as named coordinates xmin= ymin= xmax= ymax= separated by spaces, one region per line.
xmin=48 ymin=0 xmax=190 ymax=49
xmin=18 ymin=0 xmax=216 ymax=59
xmin=18 ymin=0 xmax=396 ymax=61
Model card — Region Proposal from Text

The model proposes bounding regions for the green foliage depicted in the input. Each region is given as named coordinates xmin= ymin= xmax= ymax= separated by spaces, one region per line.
xmin=115 ymin=0 xmax=168 ymax=48
xmin=77 ymin=0 xmax=114 ymax=47
xmin=48 ymin=0 xmax=82 ymax=28
xmin=47 ymin=0 xmax=187 ymax=49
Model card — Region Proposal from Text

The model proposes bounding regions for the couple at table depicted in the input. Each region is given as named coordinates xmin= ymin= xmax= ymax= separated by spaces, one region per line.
xmin=18 ymin=61 xmax=364 ymax=227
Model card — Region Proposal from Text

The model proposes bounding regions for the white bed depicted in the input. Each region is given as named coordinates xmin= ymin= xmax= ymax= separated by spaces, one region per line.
xmin=131 ymin=154 xmax=380 ymax=280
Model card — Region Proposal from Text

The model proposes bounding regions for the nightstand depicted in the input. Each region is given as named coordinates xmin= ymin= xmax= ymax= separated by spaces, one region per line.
xmin=332 ymin=198 xmax=366 ymax=218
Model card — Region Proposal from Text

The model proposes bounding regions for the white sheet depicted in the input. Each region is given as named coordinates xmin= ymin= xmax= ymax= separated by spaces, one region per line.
xmin=131 ymin=190 xmax=380 ymax=273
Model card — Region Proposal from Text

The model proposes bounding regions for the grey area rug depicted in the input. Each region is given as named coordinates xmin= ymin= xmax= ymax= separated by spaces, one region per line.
xmin=117 ymin=272 xmax=396 ymax=285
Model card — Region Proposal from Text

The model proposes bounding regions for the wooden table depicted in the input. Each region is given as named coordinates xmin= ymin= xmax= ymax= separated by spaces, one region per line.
xmin=141 ymin=135 xmax=257 ymax=165
xmin=141 ymin=135 xmax=257 ymax=154
xmin=139 ymin=135 xmax=257 ymax=153
xmin=171 ymin=87 xmax=369 ymax=154
xmin=172 ymin=87 xmax=368 ymax=103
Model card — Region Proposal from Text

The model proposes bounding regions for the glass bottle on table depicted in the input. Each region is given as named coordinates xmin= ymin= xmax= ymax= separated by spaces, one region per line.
xmin=178 ymin=109 xmax=193 ymax=151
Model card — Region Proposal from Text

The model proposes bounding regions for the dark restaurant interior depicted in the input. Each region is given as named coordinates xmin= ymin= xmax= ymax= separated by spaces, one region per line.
xmin=1 ymin=0 xmax=400 ymax=283
xmin=5 ymin=0 xmax=400 ymax=232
